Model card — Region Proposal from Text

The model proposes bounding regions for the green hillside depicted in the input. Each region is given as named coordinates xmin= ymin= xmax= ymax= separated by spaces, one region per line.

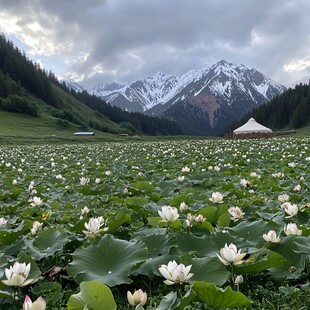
xmin=0 ymin=34 xmax=183 ymax=138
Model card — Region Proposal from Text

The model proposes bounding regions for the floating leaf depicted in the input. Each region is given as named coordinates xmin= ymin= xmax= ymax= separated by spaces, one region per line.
xmin=67 ymin=234 xmax=147 ymax=286
xmin=67 ymin=281 xmax=116 ymax=310
xmin=181 ymin=255 xmax=230 ymax=286
xmin=193 ymin=281 xmax=252 ymax=308
xmin=24 ymin=228 xmax=69 ymax=259
xmin=236 ymin=248 xmax=286 ymax=274
xmin=155 ymin=292 xmax=178 ymax=310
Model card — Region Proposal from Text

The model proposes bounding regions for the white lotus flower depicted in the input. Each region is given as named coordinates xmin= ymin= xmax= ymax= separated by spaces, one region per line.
xmin=30 ymin=189 xmax=37 ymax=196
xmin=80 ymin=206 xmax=90 ymax=215
xmin=79 ymin=177 xmax=90 ymax=186
xmin=250 ymin=172 xmax=261 ymax=178
xmin=281 ymin=202 xmax=299 ymax=218
xmin=272 ymin=172 xmax=284 ymax=178
xmin=194 ymin=214 xmax=206 ymax=223
xmin=0 ymin=217 xmax=8 ymax=226
xmin=240 ymin=178 xmax=249 ymax=188
xmin=127 ymin=289 xmax=147 ymax=307
xmin=284 ymin=223 xmax=302 ymax=236
xmin=214 ymin=165 xmax=221 ymax=172
xmin=28 ymin=181 xmax=35 ymax=191
xmin=293 ymin=184 xmax=301 ymax=192
xmin=158 ymin=260 xmax=194 ymax=285
xmin=2 ymin=262 xmax=34 ymax=287
xmin=209 ymin=192 xmax=224 ymax=203
xmin=278 ymin=194 xmax=289 ymax=203
xmin=228 ymin=206 xmax=245 ymax=222
xmin=83 ymin=216 xmax=108 ymax=238
xmin=185 ymin=213 xmax=194 ymax=228
xmin=179 ymin=202 xmax=188 ymax=212
xmin=158 ymin=206 xmax=179 ymax=222
xmin=177 ymin=176 xmax=185 ymax=182
xmin=217 ymin=243 xmax=246 ymax=266
xmin=263 ymin=230 xmax=281 ymax=243
xmin=29 ymin=196 xmax=43 ymax=207
xmin=31 ymin=221 xmax=43 ymax=235
xmin=181 ymin=166 xmax=190 ymax=173
xmin=23 ymin=295 xmax=46 ymax=310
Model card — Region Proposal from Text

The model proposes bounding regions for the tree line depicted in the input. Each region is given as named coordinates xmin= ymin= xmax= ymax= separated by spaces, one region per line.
xmin=59 ymin=85 xmax=183 ymax=135
xmin=227 ymin=82 xmax=310 ymax=133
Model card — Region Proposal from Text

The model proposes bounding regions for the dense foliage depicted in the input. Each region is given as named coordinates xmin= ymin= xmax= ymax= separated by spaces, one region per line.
xmin=0 ymin=138 xmax=309 ymax=309
xmin=229 ymin=82 xmax=310 ymax=132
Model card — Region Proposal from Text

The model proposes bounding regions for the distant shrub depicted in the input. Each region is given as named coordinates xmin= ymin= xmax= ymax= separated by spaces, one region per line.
xmin=0 ymin=95 xmax=39 ymax=116
xmin=56 ymin=118 xmax=70 ymax=128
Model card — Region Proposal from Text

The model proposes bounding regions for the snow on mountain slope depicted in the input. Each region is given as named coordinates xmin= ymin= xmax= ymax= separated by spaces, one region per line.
xmin=64 ymin=60 xmax=286 ymax=135
xmin=88 ymin=60 xmax=286 ymax=114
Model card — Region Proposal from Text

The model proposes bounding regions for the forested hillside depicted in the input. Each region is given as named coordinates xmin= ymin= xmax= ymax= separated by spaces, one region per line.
xmin=0 ymin=34 xmax=183 ymax=136
xmin=227 ymin=82 xmax=310 ymax=133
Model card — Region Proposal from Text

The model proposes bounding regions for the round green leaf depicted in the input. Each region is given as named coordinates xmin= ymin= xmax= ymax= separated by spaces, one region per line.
xmin=67 ymin=234 xmax=148 ymax=286
xmin=24 ymin=228 xmax=69 ymax=259
xmin=193 ymin=281 xmax=252 ymax=308
xmin=68 ymin=281 xmax=116 ymax=310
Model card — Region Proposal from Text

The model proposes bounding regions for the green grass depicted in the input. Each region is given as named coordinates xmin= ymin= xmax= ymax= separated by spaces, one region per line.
xmin=0 ymin=110 xmax=124 ymax=144
xmin=295 ymin=125 xmax=310 ymax=136
xmin=1 ymin=107 xmax=309 ymax=145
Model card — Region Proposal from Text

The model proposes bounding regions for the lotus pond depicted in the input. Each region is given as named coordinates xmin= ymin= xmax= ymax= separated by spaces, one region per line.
xmin=0 ymin=137 xmax=309 ymax=309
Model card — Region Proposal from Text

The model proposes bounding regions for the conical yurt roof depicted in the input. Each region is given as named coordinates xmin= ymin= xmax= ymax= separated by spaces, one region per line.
xmin=233 ymin=118 xmax=272 ymax=134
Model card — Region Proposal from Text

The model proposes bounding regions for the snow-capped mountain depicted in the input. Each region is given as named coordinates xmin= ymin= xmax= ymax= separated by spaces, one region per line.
xmin=89 ymin=60 xmax=285 ymax=115
xmin=70 ymin=60 xmax=286 ymax=135
xmin=89 ymin=71 xmax=180 ymax=112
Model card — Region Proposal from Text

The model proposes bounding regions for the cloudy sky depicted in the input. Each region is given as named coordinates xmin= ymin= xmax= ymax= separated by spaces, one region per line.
xmin=1 ymin=0 xmax=310 ymax=88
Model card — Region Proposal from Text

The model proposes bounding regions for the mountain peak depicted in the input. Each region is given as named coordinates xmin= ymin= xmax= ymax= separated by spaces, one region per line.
xmin=153 ymin=71 xmax=167 ymax=77
xmin=216 ymin=60 xmax=231 ymax=66
xmin=88 ymin=60 xmax=286 ymax=118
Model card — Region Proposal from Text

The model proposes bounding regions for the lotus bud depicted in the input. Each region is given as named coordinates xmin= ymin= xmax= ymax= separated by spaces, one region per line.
xmin=127 ymin=289 xmax=147 ymax=307
xmin=234 ymin=275 xmax=244 ymax=285
xmin=263 ymin=230 xmax=281 ymax=243
xmin=23 ymin=295 xmax=46 ymax=310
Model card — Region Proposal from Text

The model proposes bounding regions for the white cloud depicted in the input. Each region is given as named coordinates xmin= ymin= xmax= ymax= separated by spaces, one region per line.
xmin=283 ymin=58 xmax=310 ymax=72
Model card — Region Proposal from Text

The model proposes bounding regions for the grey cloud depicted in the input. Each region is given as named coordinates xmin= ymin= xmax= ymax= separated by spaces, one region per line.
xmin=1 ymin=0 xmax=310 ymax=87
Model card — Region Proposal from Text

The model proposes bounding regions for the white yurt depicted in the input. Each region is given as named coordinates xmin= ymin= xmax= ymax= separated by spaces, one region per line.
xmin=233 ymin=118 xmax=273 ymax=139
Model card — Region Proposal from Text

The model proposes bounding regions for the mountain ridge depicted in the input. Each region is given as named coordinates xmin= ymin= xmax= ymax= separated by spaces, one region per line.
xmin=73 ymin=60 xmax=286 ymax=135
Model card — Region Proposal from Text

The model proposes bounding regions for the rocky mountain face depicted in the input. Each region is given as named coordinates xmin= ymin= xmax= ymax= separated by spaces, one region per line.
xmin=73 ymin=60 xmax=287 ymax=135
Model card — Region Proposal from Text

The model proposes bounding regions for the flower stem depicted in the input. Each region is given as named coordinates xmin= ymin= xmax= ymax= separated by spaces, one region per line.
xmin=230 ymin=264 xmax=236 ymax=291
